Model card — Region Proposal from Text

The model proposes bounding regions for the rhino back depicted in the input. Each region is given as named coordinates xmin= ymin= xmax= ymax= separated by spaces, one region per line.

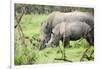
xmin=65 ymin=11 xmax=94 ymax=28
xmin=65 ymin=22 xmax=91 ymax=39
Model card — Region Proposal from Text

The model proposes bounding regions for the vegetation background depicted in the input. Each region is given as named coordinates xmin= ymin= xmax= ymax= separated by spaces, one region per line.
xmin=14 ymin=3 xmax=94 ymax=65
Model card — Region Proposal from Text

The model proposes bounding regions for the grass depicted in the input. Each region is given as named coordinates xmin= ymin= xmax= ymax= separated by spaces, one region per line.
xmin=14 ymin=14 xmax=94 ymax=65
xmin=20 ymin=14 xmax=47 ymax=37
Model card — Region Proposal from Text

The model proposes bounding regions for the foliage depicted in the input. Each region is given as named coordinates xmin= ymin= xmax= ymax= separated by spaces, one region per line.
xmin=15 ymin=3 xmax=94 ymax=15
xmin=14 ymin=14 xmax=94 ymax=65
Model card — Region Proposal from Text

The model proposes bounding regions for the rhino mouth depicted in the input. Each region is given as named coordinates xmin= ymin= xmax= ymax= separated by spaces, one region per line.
xmin=39 ymin=40 xmax=47 ymax=50
xmin=40 ymin=45 xmax=46 ymax=50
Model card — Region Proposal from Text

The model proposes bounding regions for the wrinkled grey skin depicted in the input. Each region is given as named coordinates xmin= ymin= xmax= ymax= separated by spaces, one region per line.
xmin=39 ymin=11 xmax=94 ymax=50
xmin=47 ymin=22 xmax=94 ymax=48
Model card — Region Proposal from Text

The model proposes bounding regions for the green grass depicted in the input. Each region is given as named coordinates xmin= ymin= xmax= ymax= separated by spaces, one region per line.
xmin=14 ymin=14 xmax=94 ymax=65
xmin=20 ymin=14 xmax=47 ymax=37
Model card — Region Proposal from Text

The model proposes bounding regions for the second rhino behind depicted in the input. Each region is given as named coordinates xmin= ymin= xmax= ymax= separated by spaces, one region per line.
xmin=39 ymin=11 xmax=94 ymax=50
xmin=47 ymin=22 xmax=93 ymax=48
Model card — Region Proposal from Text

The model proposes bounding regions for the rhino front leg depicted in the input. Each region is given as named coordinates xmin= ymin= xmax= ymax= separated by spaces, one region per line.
xmin=61 ymin=37 xmax=69 ymax=59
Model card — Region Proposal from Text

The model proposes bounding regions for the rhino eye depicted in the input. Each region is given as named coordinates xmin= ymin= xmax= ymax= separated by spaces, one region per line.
xmin=51 ymin=31 xmax=54 ymax=35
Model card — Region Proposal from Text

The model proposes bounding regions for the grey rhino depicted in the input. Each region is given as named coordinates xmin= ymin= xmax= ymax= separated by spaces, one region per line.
xmin=39 ymin=11 xmax=94 ymax=50
xmin=47 ymin=22 xmax=93 ymax=48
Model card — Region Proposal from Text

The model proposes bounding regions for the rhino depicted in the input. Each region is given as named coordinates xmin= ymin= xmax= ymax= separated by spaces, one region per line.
xmin=39 ymin=11 xmax=94 ymax=50
xmin=47 ymin=22 xmax=94 ymax=48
